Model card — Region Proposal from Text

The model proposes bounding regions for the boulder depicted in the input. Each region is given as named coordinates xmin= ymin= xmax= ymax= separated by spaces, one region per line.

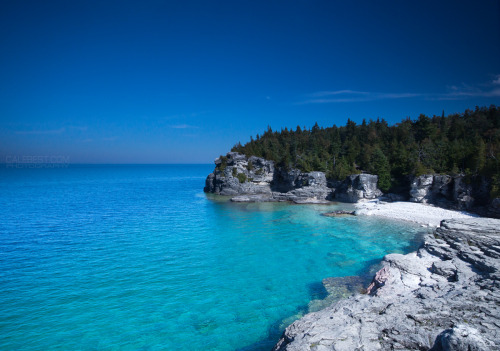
xmin=430 ymin=325 xmax=491 ymax=351
xmin=335 ymin=174 xmax=383 ymax=203
xmin=409 ymin=174 xmax=434 ymax=203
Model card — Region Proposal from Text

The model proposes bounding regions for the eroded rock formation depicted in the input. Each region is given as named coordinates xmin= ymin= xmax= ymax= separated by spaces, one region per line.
xmin=335 ymin=174 xmax=383 ymax=203
xmin=410 ymin=174 xmax=492 ymax=211
xmin=273 ymin=217 xmax=500 ymax=350
xmin=204 ymin=152 xmax=384 ymax=204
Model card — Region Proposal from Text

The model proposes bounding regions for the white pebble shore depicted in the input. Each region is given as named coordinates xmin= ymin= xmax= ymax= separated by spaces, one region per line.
xmin=354 ymin=200 xmax=478 ymax=227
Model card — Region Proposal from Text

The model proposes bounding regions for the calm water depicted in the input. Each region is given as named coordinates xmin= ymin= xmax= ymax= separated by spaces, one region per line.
xmin=0 ymin=165 xmax=424 ymax=350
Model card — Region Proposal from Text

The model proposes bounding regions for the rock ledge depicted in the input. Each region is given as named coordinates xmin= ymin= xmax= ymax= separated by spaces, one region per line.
xmin=273 ymin=217 xmax=500 ymax=351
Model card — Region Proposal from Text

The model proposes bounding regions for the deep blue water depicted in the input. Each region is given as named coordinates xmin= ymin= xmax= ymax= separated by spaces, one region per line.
xmin=0 ymin=165 xmax=424 ymax=350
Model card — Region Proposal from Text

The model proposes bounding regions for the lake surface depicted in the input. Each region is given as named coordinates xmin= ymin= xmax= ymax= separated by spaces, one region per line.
xmin=0 ymin=165 xmax=424 ymax=350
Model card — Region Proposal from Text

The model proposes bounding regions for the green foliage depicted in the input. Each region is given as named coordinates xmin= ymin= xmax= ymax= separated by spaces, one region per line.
xmin=491 ymin=176 xmax=500 ymax=199
xmin=414 ymin=162 xmax=429 ymax=176
xmin=236 ymin=173 xmax=247 ymax=183
xmin=371 ymin=147 xmax=391 ymax=192
xmin=232 ymin=167 xmax=237 ymax=177
xmin=218 ymin=156 xmax=228 ymax=172
xmin=230 ymin=106 xmax=500 ymax=190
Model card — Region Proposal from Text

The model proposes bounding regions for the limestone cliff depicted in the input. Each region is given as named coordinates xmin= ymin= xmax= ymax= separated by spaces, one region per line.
xmin=203 ymin=152 xmax=382 ymax=203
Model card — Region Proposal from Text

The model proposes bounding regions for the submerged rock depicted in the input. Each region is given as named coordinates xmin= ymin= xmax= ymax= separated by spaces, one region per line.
xmin=308 ymin=276 xmax=366 ymax=313
xmin=321 ymin=210 xmax=355 ymax=217
xmin=230 ymin=194 xmax=274 ymax=202
xmin=273 ymin=217 xmax=500 ymax=350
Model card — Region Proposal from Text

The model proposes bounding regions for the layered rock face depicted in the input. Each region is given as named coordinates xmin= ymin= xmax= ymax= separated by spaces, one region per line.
xmin=410 ymin=174 xmax=491 ymax=211
xmin=273 ymin=217 xmax=500 ymax=351
xmin=204 ymin=152 xmax=275 ymax=196
xmin=335 ymin=174 xmax=383 ymax=203
xmin=204 ymin=152 xmax=334 ymax=203
xmin=204 ymin=152 xmax=386 ymax=203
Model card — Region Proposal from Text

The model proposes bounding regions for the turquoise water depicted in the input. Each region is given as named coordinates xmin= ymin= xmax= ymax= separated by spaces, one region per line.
xmin=0 ymin=165 xmax=423 ymax=350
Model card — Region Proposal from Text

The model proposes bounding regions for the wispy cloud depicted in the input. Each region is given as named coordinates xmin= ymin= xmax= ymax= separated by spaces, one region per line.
xmin=432 ymin=81 xmax=500 ymax=101
xmin=300 ymin=75 xmax=500 ymax=104
xmin=492 ymin=74 xmax=500 ymax=85
xmin=170 ymin=124 xmax=198 ymax=129
xmin=298 ymin=90 xmax=420 ymax=104
xmin=16 ymin=127 xmax=66 ymax=135
xmin=309 ymin=90 xmax=371 ymax=98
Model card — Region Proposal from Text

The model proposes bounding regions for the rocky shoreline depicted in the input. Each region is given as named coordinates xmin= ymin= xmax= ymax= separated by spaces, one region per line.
xmin=204 ymin=152 xmax=500 ymax=350
xmin=204 ymin=152 xmax=500 ymax=218
xmin=273 ymin=217 xmax=500 ymax=350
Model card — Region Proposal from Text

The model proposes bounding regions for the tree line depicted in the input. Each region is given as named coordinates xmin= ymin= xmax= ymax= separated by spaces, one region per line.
xmin=231 ymin=105 xmax=500 ymax=194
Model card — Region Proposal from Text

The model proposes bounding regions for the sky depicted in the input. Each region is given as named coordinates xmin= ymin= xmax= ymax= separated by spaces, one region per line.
xmin=1 ymin=0 xmax=500 ymax=164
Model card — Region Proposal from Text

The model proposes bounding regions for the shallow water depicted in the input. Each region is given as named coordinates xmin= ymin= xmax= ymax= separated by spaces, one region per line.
xmin=0 ymin=165 xmax=424 ymax=350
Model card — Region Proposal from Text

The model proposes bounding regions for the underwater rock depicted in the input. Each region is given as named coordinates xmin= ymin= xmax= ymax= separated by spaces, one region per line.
xmin=321 ymin=210 xmax=355 ymax=217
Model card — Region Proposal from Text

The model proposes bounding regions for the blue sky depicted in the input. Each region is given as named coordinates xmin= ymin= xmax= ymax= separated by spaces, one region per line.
xmin=1 ymin=0 xmax=500 ymax=163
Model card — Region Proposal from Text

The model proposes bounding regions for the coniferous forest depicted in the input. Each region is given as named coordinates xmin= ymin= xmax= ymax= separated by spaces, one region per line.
xmin=232 ymin=105 xmax=500 ymax=195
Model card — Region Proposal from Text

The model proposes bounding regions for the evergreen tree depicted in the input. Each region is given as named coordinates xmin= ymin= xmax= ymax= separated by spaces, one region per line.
xmin=371 ymin=147 xmax=391 ymax=192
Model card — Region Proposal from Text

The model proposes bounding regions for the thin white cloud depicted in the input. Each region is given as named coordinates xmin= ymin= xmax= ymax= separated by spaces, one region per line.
xmin=171 ymin=124 xmax=198 ymax=129
xmin=492 ymin=74 xmax=500 ymax=85
xmin=432 ymin=81 xmax=500 ymax=100
xmin=300 ymin=75 xmax=500 ymax=104
xmin=309 ymin=90 xmax=371 ymax=97
xmin=298 ymin=91 xmax=420 ymax=104
xmin=16 ymin=127 xmax=66 ymax=135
